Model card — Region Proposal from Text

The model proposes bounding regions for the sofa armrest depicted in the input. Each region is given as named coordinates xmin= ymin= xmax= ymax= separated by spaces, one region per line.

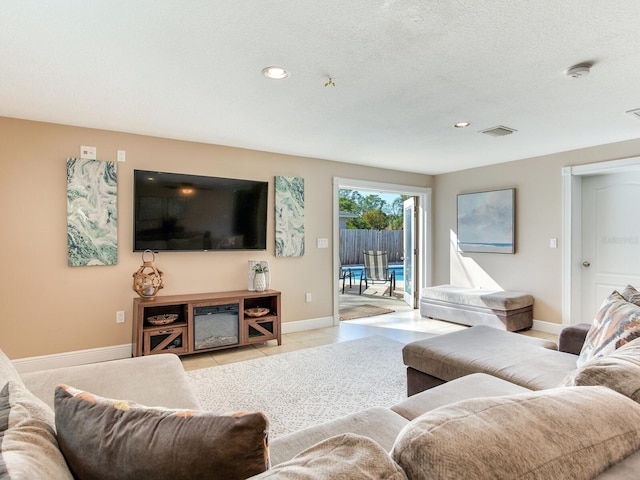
xmin=558 ymin=323 xmax=591 ymax=355
xmin=21 ymin=353 xmax=200 ymax=411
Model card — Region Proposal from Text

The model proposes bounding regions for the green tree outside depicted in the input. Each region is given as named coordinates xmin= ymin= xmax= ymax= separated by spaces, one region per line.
xmin=339 ymin=189 xmax=406 ymax=230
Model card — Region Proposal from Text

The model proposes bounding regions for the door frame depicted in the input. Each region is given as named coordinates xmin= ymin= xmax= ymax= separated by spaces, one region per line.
xmin=333 ymin=177 xmax=431 ymax=325
xmin=562 ymin=156 xmax=640 ymax=326
xmin=403 ymin=196 xmax=417 ymax=307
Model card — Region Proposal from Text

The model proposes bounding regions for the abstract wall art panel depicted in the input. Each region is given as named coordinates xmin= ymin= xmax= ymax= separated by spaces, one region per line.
xmin=275 ymin=176 xmax=304 ymax=257
xmin=67 ymin=157 xmax=118 ymax=266
xmin=457 ymin=188 xmax=515 ymax=254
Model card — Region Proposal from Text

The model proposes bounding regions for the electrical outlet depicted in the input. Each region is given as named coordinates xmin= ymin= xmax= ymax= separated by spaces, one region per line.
xmin=80 ymin=146 xmax=96 ymax=160
xmin=305 ymin=292 xmax=312 ymax=302
xmin=116 ymin=311 xmax=125 ymax=323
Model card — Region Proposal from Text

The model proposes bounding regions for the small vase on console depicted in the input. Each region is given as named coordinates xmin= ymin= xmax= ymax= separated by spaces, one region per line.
xmin=253 ymin=264 xmax=269 ymax=292
xmin=254 ymin=272 xmax=266 ymax=292
xmin=249 ymin=260 xmax=270 ymax=291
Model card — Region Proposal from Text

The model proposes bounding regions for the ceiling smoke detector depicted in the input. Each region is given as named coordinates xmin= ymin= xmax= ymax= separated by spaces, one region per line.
xmin=565 ymin=63 xmax=592 ymax=79
xmin=480 ymin=125 xmax=517 ymax=137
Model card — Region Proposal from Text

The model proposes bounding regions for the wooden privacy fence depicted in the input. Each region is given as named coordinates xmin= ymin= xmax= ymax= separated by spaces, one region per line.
xmin=339 ymin=229 xmax=403 ymax=265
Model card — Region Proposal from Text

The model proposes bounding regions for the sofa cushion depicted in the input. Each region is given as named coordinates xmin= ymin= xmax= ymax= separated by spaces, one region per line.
xmin=578 ymin=291 xmax=640 ymax=367
xmin=403 ymin=325 xmax=573 ymax=390
xmin=22 ymin=352 xmax=200 ymax=410
xmin=54 ymin=385 xmax=269 ymax=480
xmin=0 ymin=381 xmax=73 ymax=480
xmin=392 ymin=373 xmax=530 ymax=421
xmin=252 ymin=433 xmax=407 ymax=479
xmin=269 ymin=407 xmax=408 ymax=467
xmin=391 ymin=386 xmax=640 ymax=480
xmin=563 ymin=337 xmax=640 ymax=402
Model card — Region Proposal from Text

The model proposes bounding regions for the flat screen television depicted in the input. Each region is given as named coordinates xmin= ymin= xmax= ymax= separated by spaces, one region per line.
xmin=133 ymin=170 xmax=268 ymax=252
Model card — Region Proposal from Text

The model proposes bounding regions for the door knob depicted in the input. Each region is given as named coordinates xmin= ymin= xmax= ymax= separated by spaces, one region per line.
xmin=582 ymin=261 xmax=591 ymax=267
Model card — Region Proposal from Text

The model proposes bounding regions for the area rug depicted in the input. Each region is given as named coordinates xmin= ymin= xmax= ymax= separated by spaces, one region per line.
xmin=339 ymin=304 xmax=395 ymax=321
xmin=186 ymin=336 xmax=407 ymax=437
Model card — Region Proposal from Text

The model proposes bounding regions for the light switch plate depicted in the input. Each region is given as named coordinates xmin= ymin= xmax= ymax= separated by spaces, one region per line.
xmin=317 ymin=238 xmax=329 ymax=248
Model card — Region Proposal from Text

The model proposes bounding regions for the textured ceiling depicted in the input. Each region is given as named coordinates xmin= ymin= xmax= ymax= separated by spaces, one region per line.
xmin=2 ymin=1 xmax=640 ymax=174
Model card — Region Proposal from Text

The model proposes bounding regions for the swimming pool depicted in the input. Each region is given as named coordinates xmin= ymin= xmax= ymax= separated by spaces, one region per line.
xmin=343 ymin=264 xmax=404 ymax=281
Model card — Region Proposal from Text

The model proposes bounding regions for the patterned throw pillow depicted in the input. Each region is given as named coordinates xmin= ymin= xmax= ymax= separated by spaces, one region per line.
xmin=0 ymin=381 xmax=73 ymax=479
xmin=54 ymin=385 xmax=269 ymax=480
xmin=621 ymin=284 xmax=640 ymax=306
xmin=577 ymin=291 xmax=640 ymax=367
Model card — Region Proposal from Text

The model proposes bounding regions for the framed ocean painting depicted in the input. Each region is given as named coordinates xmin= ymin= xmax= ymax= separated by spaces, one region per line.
xmin=457 ymin=188 xmax=515 ymax=254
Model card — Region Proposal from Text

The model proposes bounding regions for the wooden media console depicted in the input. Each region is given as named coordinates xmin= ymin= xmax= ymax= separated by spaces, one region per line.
xmin=132 ymin=290 xmax=281 ymax=357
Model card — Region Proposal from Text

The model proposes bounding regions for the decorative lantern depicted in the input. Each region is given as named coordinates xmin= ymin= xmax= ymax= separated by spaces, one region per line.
xmin=132 ymin=250 xmax=164 ymax=300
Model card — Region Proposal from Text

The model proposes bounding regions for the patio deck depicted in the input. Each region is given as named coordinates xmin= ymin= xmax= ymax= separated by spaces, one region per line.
xmin=339 ymin=277 xmax=413 ymax=312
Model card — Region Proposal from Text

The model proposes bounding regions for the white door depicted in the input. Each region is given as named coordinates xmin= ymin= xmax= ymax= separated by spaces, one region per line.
xmin=581 ymin=172 xmax=640 ymax=322
xmin=403 ymin=197 xmax=417 ymax=307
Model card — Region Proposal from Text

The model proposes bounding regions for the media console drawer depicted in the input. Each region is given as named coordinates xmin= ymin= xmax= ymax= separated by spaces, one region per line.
xmin=143 ymin=325 xmax=188 ymax=355
xmin=132 ymin=290 xmax=281 ymax=357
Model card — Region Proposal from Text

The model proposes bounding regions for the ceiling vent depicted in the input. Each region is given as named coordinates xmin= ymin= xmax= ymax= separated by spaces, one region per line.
xmin=626 ymin=108 xmax=640 ymax=120
xmin=479 ymin=125 xmax=517 ymax=137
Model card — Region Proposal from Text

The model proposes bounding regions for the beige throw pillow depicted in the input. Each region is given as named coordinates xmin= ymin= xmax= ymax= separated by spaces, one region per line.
xmin=0 ymin=381 xmax=73 ymax=480
xmin=54 ymin=384 xmax=269 ymax=480
xmin=253 ymin=433 xmax=407 ymax=479
xmin=392 ymin=386 xmax=640 ymax=480
xmin=563 ymin=336 xmax=640 ymax=402
xmin=577 ymin=290 xmax=640 ymax=367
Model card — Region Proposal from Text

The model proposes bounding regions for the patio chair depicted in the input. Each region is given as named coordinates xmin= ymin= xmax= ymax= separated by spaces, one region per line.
xmin=339 ymin=263 xmax=355 ymax=294
xmin=359 ymin=250 xmax=396 ymax=296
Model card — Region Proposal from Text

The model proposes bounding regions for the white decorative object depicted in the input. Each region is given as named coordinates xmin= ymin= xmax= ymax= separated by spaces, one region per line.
xmin=254 ymin=272 xmax=266 ymax=291
xmin=248 ymin=260 xmax=270 ymax=291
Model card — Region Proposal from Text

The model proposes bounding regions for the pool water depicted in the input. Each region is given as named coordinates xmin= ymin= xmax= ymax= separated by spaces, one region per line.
xmin=343 ymin=264 xmax=404 ymax=281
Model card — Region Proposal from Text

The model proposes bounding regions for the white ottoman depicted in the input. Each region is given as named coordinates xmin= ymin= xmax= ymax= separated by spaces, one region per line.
xmin=420 ymin=285 xmax=534 ymax=331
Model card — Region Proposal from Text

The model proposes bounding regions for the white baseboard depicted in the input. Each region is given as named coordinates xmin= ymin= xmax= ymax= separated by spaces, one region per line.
xmin=281 ymin=316 xmax=334 ymax=334
xmin=12 ymin=344 xmax=132 ymax=374
xmin=12 ymin=317 xmax=335 ymax=374
xmin=532 ymin=319 xmax=564 ymax=336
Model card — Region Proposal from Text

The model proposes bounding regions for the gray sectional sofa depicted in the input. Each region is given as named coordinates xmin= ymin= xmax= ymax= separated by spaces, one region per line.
xmin=3 ymin=319 xmax=640 ymax=479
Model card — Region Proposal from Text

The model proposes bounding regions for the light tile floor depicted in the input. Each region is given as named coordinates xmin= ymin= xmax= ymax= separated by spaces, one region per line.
xmin=180 ymin=309 xmax=559 ymax=371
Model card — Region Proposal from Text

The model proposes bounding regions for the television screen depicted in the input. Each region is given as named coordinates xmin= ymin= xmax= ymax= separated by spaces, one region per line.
xmin=133 ymin=170 xmax=268 ymax=251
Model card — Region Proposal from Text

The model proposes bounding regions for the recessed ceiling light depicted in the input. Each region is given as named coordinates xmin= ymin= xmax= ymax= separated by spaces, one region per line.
xmin=453 ymin=122 xmax=471 ymax=128
xmin=262 ymin=66 xmax=289 ymax=80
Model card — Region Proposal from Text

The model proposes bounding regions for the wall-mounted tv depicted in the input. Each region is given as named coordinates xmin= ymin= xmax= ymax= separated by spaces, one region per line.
xmin=133 ymin=170 xmax=268 ymax=252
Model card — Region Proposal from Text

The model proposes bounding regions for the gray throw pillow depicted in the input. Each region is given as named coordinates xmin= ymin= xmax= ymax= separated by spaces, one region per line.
xmin=562 ymin=336 xmax=640 ymax=402
xmin=392 ymin=386 xmax=640 ymax=480
xmin=0 ymin=381 xmax=73 ymax=479
xmin=253 ymin=433 xmax=407 ymax=479
xmin=54 ymin=384 xmax=269 ymax=480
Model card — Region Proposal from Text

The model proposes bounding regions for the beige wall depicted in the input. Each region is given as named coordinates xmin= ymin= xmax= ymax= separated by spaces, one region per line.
xmin=432 ymin=138 xmax=640 ymax=324
xmin=0 ymin=117 xmax=431 ymax=359
xmin=3 ymin=115 xmax=639 ymax=359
